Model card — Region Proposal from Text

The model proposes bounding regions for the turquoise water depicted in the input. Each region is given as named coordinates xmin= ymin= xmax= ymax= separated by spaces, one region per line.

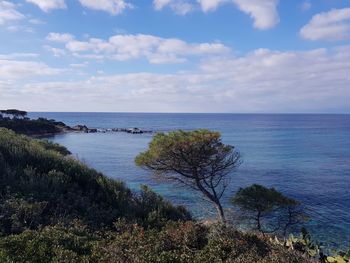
xmin=29 ymin=113 xmax=350 ymax=249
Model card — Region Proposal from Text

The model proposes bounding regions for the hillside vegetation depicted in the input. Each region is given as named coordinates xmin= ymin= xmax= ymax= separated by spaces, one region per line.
xmin=0 ymin=128 xmax=189 ymax=232
xmin=0 ymin=117 xmax=69 ymax=135
xmin=0 ymin=128 xmax=317 ymax=262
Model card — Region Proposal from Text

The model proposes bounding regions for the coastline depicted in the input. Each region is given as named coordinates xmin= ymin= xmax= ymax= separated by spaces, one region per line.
xmin=35 ymin=112 xmax=350 ymax=251
xmin=2 ymin=112 xmax=350 ymax=252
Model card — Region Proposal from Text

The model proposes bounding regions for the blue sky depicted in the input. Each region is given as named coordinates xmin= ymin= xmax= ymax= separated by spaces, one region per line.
xmin=0 ymin=0 xmax=350 ymax=112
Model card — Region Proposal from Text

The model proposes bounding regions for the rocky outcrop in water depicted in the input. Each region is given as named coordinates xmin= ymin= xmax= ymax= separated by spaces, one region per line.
xmin=71 ymin=125 xmax=153 ymax=134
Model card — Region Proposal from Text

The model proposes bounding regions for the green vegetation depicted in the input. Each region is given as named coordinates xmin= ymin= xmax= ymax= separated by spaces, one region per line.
xmin=37 ymin=139 xmax=72 ymax=156
xmin=232 ymin=184 xmax=307 ymax=237
xmin=327 ymin=251 xmax=350 ymax=263
xmin=0 ymin=128 xmax=347 ymax=262
xmin=272 ymin=228 xmax=350 ymax=263
xmin=0 ymin=220 xmax=313 ymax=263
xmin=136 ymin=129 xmax=241 ymax=223
xmin=0 ymin=109 xmax=27 ymax=119
xmin=0 ymin=128 xmax=190 ymax=234
xmin=0 ymin=109 xmax=69 ymax=135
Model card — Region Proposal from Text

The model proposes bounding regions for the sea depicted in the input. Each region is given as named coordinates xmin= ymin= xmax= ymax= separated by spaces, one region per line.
xmin=28 ymin=112 xmax=350 ymax=250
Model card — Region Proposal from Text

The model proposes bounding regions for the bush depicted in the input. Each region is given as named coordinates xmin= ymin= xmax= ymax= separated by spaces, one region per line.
xmin=0 ymin=117 xmax=64 ymax=135
xmin=0 ymin=197 xmax=47 ymax=235
xmin=36 ymin=139 xmax=71 ymax=156
xmin=0 ymin=128 xmax=321 ymax=262
xmin=134 ymin=185 xmax=191 ymax=228
xmin=0 ymin=128 xmax=190 ymax=233
xmin=90 ymin=222 xmax=310 ymax=263
xmin=0 ymin=222 xmax=94 ymax=263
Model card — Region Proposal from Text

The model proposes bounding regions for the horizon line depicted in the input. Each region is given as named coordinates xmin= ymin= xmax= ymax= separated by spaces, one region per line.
xmin=27 ymin=111 xmax=350 ymax=115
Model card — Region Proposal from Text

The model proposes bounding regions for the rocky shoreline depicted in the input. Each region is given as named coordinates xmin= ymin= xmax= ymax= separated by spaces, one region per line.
xmin=0 ymin=110 xmax=155 ymax=137
xmin=69 ymin=125 xmax=154 ymax=134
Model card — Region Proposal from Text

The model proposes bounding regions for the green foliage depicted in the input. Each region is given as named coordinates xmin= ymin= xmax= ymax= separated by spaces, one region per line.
xmin=232 ymin=184 xmax=304 ymax=235
xmin=0 ymin=221 xmax=94 ymax=263
xmin=285 ymin=228 xmax=322 ymax=257
xmin=0 ymin=109 xmax=27 ymax=118
xmin=0 ymin=128 xmax=190 ymax=234
xmin=90 ymin=221 xmax=309 ymax=263
xmin=136 ymin=129 xmax=241 ymax=222
xmin=0 ymin=220 xmax=315 ymax=263
xmin=232 ymin=184 xmax=297 ymax=213
xmin=135 ymin=129 xmax=235 ymax=169
xmin=134 ymin=185 xmax=191 ymax=228
xmin=0 ymin=128 xmax=342 ymax=262
xmin=0 ymin=197 xmax=47 ymax=235
xmin=327 ymin=250 xmax=350 ymax=263
xmin=271 ymin=230 xmax=350 ymax=263
xmin=0 ymin=116 xmax=66 ymax=135
xmin=36 ymin=139 xmax=71 ymax=156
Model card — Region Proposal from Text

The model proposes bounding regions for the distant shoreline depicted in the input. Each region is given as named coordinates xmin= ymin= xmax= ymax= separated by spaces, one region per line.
xmin=28 ymin=111 xmax=350 ymax=115
xmin=0 ymin=116 xmax=155 ymax=137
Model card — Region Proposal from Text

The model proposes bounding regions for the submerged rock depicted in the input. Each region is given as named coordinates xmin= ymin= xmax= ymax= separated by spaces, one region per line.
xmin=127 ymin=128 xmax=144 ymax=134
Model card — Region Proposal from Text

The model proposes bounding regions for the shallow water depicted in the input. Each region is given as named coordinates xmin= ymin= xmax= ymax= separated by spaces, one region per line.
xmin=29 ymin=112 xmax=350 ymax=249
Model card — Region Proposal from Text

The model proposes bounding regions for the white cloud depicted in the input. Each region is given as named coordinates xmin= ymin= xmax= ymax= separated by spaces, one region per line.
xmin=0 ymin=53 xmax=39 ymax=59
xmin=26 ymin=0 xmax=66 ymax=12
xmin=170 ymin=1 xmax=193 ymax=15
xmin=78 ymin=0 xmax=132 ymax=15
xmin=154 ymin=0 xmax=279 ymax=29
xmin=0 ymin=1 xmax=25 ymax=25
xmin=154 ymin=0 xmax=171 ymax=10
xmin=43 ymin=45 xmax=66 ymax=57
xmin=50 ymin=48 xmax=66 ymax=57
xmin=70 ymin=62 xmax=88 ymax=68
xmin=153 ymin=0 xmax=193 ymax=15
xmin=47 ymin=32 xmax=75 ymax=43
xmin=6 ymin=25 xmax=33 ymax=33
xmin=300 ymin=8 xmax=350 ymax=41
xmin=0 ymin=1 xmax=43 ymax=32
xmin=47 ymin=33 xmax=230 ymax=64
xmin=0 ymin=59 xmax=63 ymax=79
xmin=7 ymin=46 xmax=350 ymax=113
xmin=25 ymin=0 xmax=132 ymax=14
xmin=232 ymin=0 xmax=279 ymax=30
xmin=197 ymin=0 xmax=225 ymax=12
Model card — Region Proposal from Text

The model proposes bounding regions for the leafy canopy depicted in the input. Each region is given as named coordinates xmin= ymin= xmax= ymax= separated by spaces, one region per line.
xmin=136 ymin=129 xmax=241 ymax=222
xmin=231 ymin=184 xmax=303 ymax=235
xmin=232 ymin=184 xmax=298 ymax=213
xmin=0 ymin=109 xmax=27 ymax=117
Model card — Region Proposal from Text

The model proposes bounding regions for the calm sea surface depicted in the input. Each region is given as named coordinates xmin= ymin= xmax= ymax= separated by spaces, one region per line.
xmin=28 ymin=113 xmax=350 ymax=249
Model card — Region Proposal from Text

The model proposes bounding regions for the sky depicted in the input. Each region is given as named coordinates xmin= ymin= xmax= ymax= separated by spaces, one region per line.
xmin=0 ymin=0 xmax=350 ymax=113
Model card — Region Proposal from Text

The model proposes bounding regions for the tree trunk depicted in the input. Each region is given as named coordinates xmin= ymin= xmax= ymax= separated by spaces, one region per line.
xmin=193 ymin=176 xmax=226 ymax=224
xmin=257 ymin=210 xmax=263 ymax=235
xmin=214 ymin=201 xmax=226 ymax=224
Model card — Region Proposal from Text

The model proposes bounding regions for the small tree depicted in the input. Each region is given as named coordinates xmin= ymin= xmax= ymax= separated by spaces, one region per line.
xmin=0 ymin=109 xmax=27 ymax=119
xmin=279 ymin=199 xmax=308 ymax=238
xmin=231 ymin=184 xmax=304 ymax=235
xmin=135 ymin=129 xmax=241 ymax=223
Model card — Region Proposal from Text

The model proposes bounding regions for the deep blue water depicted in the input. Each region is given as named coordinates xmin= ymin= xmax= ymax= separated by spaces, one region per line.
xmin=29 ymin=112 xmax=350 ymax=249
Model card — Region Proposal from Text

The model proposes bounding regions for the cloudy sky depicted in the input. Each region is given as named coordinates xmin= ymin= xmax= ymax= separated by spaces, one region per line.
xmin=0 ymin=0 xmax=350 ymax=113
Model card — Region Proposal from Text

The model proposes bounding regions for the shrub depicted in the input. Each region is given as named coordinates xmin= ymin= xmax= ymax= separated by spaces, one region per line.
xmin=0 ymin=222 xmax=94 ymax=263
xmin=0 ymin=128 xmax=190 ymax=233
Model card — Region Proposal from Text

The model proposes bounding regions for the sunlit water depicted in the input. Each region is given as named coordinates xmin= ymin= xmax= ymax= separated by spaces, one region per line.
xmin=29 ymin=112 xmax=350 ymax=250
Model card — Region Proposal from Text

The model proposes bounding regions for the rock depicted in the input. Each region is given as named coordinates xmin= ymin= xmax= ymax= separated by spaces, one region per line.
xmin=70 ymin=125 xmax=153 ymax=134
xmin=127 ymin=128 xmax=144 ymax=134
xmin=88 ymin=128 xmax=98 ymax=133
xmin=72 ymin=125 xmax=89 ymax=133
